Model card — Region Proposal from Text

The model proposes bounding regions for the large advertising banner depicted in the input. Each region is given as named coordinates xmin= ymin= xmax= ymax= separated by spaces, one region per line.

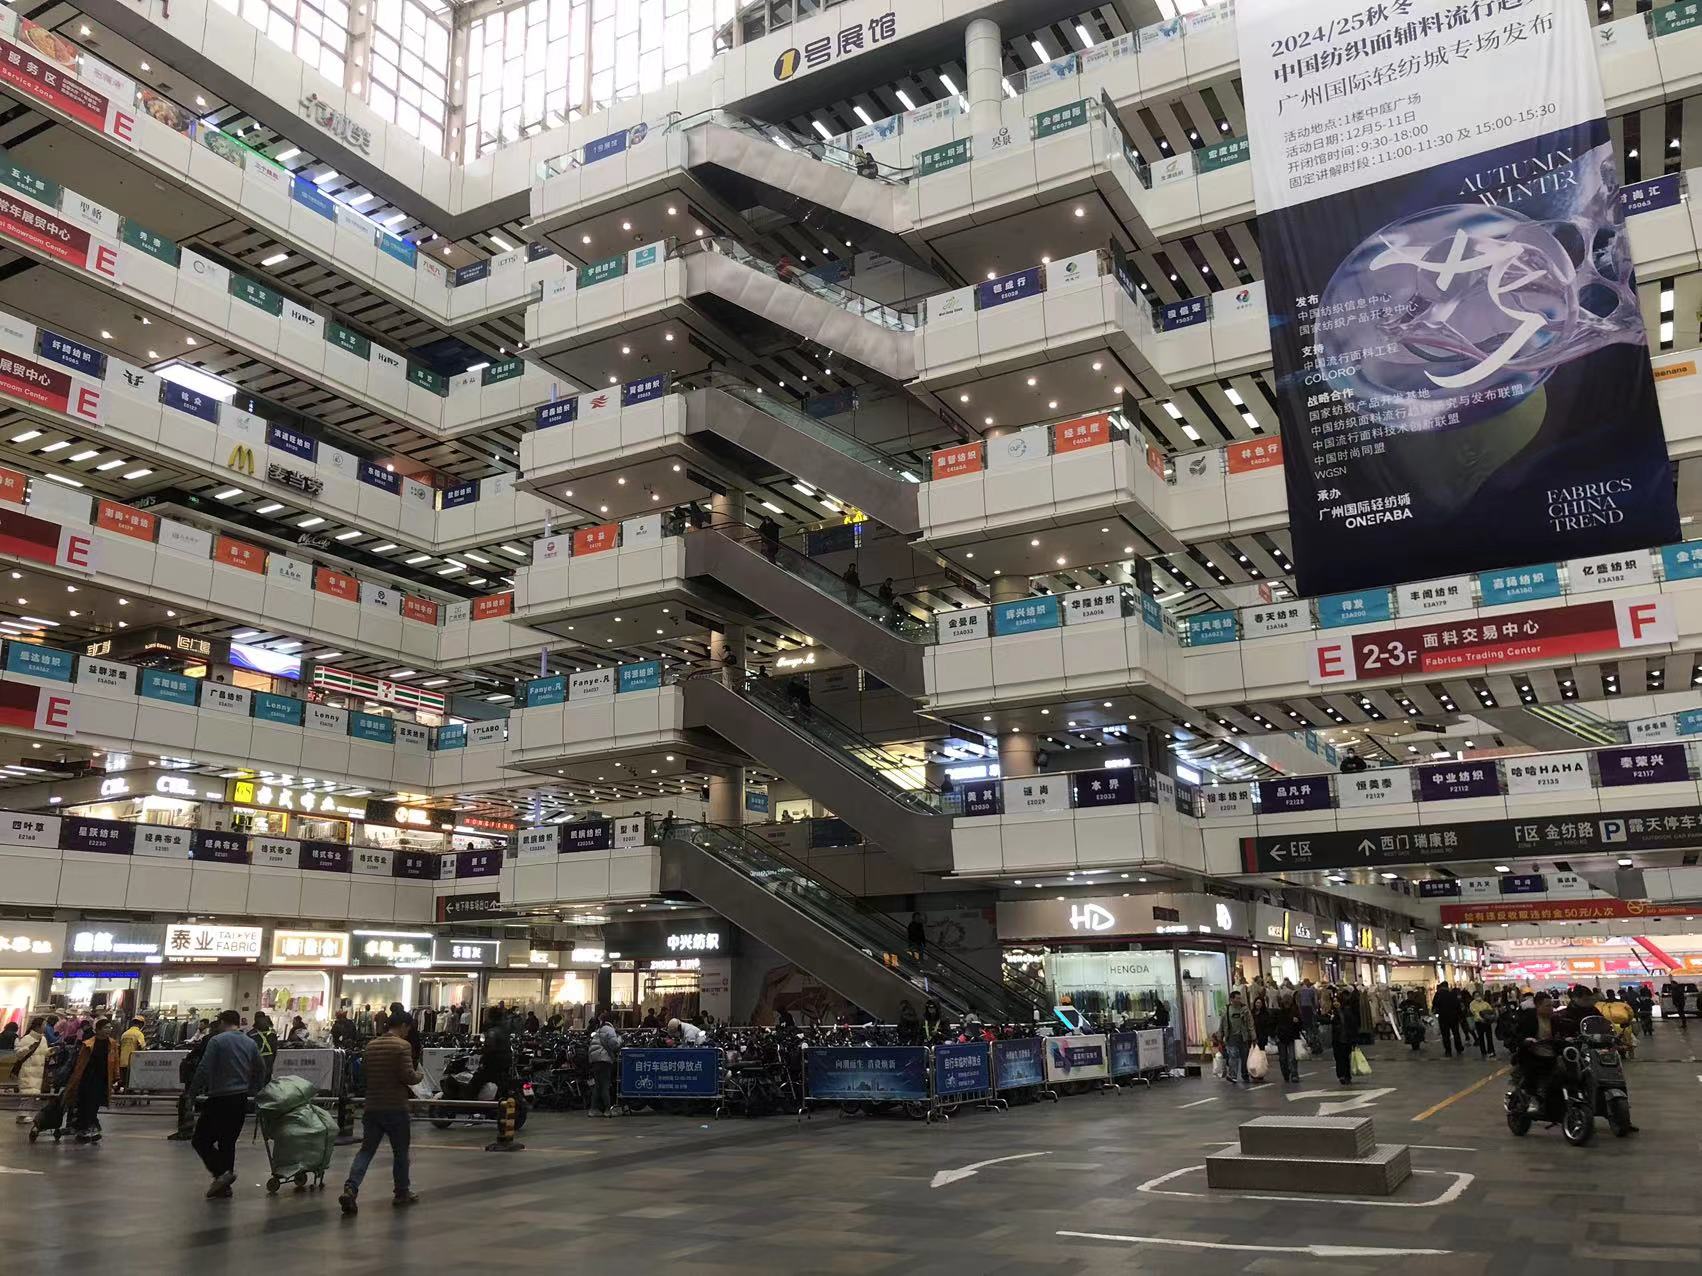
xmin=803 ymin=1047 xmax=929 ymax=1102
xmin=1043 ymin=1034 xmax=1109 ymax=1083
xmin=618 ymin=1048 xmax=721 ymax=1099
xmin=1238 ymin=0 xmax=1678 ymax=597
xmin=991 ymin=1038 xmax=1047 ymax=1091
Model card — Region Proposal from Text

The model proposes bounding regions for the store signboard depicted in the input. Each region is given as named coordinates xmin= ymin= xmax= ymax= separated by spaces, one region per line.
xmin=1000 ymin=774 xmax=1068 ymax=814
xmin=351 ymin=931 xmax=432 ymax=968
xmin=270 ymin=929 xmax=350 ymax=966
xmin=163 ymin=923 xmax=262 ymax=960
xmin=1336 ymin=769 xmax=1410 ymax=808
xmin=997 ymin=893 xmax=1247 ymax=941
xmin=1198 ymin=783 xmax=1255 ymax=818
xmin=1044 ymin=1034 xmax=1108 ymax=1083
xmin=803 ymin=1046 xmax=929 ymax=1102
xmin=1415 ymin=763 xmax=1502 ymax=802
xmin=431 ymin=936 xmax=498 ymax=967
xmin=1505 ymin=752 xmax=1593 ymax=796
xmin=1596 ymin=744 xmax=1688 ymax=787
xmin=132 ymin=825 xmax=191 ymax=860
xmin=516 ymin=826 xmax=561 ymax=859
xmin=65 ymin=921 xmax=161 ymax=958
xmin=0 ymin=919 xmax=66 ymax=967
xmin=1070 ymin=767 xmax=1148 ymax=809
xmin=1254 ymin=776 xmax=1331 ymax=813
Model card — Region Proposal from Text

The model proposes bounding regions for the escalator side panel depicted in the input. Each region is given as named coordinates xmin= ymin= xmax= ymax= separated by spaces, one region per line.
xmin=685 ymin=677 xmax=953 ymax=873
xmin=685 ymin=387 xmax=921 ymax=534
xmin=685 ymin=532 xmax=925 ymax=695
xmin=660 ymin=840 xmax=939 ymax=1021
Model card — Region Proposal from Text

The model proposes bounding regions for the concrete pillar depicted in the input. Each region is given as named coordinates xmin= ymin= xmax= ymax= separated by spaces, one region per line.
xmin=989 ymin=575 xmax=1026 ymax=604
xmin=998 ymin=730 xmax=1036 ymax=780
xmin=711 ymin=489 xmax=744 ymax=530
xmin=965 ymin=18 xmax=1004 ymax=138
xmin=706 ymin=767 xmax=743 ymax=826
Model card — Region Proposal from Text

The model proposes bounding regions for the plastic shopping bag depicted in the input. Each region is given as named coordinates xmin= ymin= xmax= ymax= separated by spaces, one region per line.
xmin=1246 ymin=1045 xmax=1269 ymax=1079
xmin=1211 ymin=1051 xmax=1225 ymax=1078
xmin=1294 ymin=1038 xmax=1311 ymax=1061
xmin=1350 ymin=1047 xmax=1372 ymax=1077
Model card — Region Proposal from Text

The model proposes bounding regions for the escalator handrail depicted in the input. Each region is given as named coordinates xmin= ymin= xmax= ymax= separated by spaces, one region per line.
xmin=698 ymin=374 xmax=919 ymax=483
xmin=711 ymin=523 xmax=937 ymax=643
xmin=668 ymin=235 xmax=920 ymax=331
xmin=689 ymin=109 xmax=915 ymax=184
xmin=666 ymin=819 xmax=1037 ymax=1014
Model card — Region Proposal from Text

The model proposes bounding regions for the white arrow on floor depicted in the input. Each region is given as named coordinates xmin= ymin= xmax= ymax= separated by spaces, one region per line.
xmin=1286 ymin=1087 xmax=1395 ymax=1117
xmin=930 ymin=1150 xmax=1051 ymax=1188
xmin=0 ymin=1167 xmax=42 ymax=1176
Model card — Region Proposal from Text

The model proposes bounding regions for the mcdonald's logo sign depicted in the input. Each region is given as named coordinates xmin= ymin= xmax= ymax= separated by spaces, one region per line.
xmin=227 ymin=444 xmax=255 ymax=476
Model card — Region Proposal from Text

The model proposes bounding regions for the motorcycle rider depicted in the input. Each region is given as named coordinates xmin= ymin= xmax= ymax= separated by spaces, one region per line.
xmin=1511 ymin=991 xmax=1561 ymax=1113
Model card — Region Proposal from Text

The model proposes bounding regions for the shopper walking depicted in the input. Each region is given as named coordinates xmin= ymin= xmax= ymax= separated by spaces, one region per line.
xmin=339 ymin=1014 xmax=423 ymax=1213
xmin=1331 ymin=985 xmax=1361 ymax=1085
xmin=118 ymin=1017 xmax=146 ymax=1088
xmin=587 ymin=1014 xmax=620 ymax=1116
xmin=189 ymin=1011 xmax=265 ymax=1198
xmin=1273 ymin=995 xmax=1303 ymax=1083
xmin=11 ymin=1016 xmax=48 ymax=1125
xmin=63 ymin=1019 xmax=119 ymax=1142
xmin=1664 ymin=980 xmax=1688 ymax=1028
xmin=1298 ymin=979 xmax=1319 ymax=1051
xmin=1469 ymin=989 xmax=1495 ymax=1058
xmin=1433 ymin=982 xmax=1465 ymax=1058
xmin=1222 ymin=991 xmax=1254 ymax=1085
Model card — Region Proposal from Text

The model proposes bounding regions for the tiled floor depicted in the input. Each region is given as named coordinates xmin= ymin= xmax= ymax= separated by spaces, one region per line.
xmin=5 ymin=1027 xmax=1699 ymax=1272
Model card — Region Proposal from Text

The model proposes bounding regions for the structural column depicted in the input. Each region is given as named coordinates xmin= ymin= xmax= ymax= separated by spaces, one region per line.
xmin=965 ymin=18 xmax=1004 ymax=138
xmin=706 ymin=766 xmax=743 ymax=826
xmin=998 ymin=730 xmax=1036 ymax=780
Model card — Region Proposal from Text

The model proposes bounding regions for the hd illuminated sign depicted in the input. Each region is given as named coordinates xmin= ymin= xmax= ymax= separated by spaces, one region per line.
xmin=351 ymin=930 xmax=432 ymax=968
xmin=225 ymin=778 xmax=367 ymax=819
xmin=270 ymin=929 xmax=350 ymax=966
xmin=1068 ymin=904 xmax=1115 ymax=933
xmin=164 ymin=923 xmax=263 ymax=960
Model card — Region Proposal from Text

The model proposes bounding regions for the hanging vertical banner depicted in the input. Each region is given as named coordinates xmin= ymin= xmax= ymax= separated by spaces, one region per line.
xmin=1237 ymin=0 xmax=1679 ymax=597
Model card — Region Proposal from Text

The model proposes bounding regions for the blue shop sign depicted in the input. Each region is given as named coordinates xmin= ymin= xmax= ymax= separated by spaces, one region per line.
xmin=3 ymin=643 xmax=74 ymax=681
xmin=441 ymin=479 xmax=479 ymax=508
xmin=349 ymin=711 xmax=394 ymax=743
xmin=452 ymin=260 xmax=490 ymax=286
xmin=1255 ymin=776 xmax=1332 ymax=813
xmin=378 ymin=233 xmax=416 ymax=267
xmin=1187 ymin=609 xmax=1238 ymax=646
xmin=1478 ymin=562 xmax=1561 ymax=605
xmin=358 ymin=458 xmax=401 ymax=493
xmin=252 ymin=691 xmax=304 ymax=725
xmin=1619 ymin=173 xmax=1682 ymax=216
xmin=745 ymin=790 xmax=769 ymax=814
xmin=526 ymin=242 xmax=554 ymax=262
xmin=1676 ymin=708 xmax=1702 ymax=737
xmin=804 ymin=1047 xmax=929 ymax=1102
xmin=1419 ymin=879 xmax=1461 ymax=898
xmin=1157 ymin=297 xmax=1209 ymax=331
xmin=36 ymin=329 xmax=105 ymax=378
xmin=455 ymin=848 xmax=500 ymax=877
xmin=161 ymin=381 xmax=221 ymax=423
xmin=805 ymin=523 xmax=858 ymax=556
xmin=139 ymin=668 xmax=198 ymax=705
xmin=1500 ymin=873 xmax=1547 ymax=895
xmin=289 ymin=177 xmax=336 ymax=220
xmin=621 ymin=373 xmax=668 ymax=406
xmin=536 ymin=396 xmax=578 ymax=429
xmin=266 ymin=422 xmax=318 ymax=461
xmin=1661 ymin=542 xmax=1702 ymax=582
xmin=524 ymin=675 xmax=567 ymax=707
xmin=1109 ymin=1032 xmax=1141 ymax=1078
xmin=1141 ymin=592 xmax=1164 ymax=632
xmin=619 ymin=1048 xmax=720 ymax=1099
xmin=1071 ymin=767 xmax=1148 ymax=808
xmin=617 ymin=660 xmax=662 ymax=693
xmin=1317 ymin=588 xmax=1393 ymax=628
xmin=976 ymin=265 xmax=1043 ymax=309
xmin=933 ymin=1043 xmax=991 ymax=1098
xmin=583 ymin=129 xmax=630 ymax=164
xmin=434 ymin=722 xmax=467 ymax=751
xmin=992 ymin=595 xmax=1061 ymax=635
xmin=393 ymin=850 xmax=435 ymax=880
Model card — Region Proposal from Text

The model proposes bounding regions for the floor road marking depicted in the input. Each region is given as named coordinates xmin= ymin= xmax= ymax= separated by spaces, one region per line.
xmin=1058 ymin=1229 xmax=1452 ymax=1257
xmin=1177 ymin=1096 xmax=1219 ymax=1109
xmin=1411 ymin=1067 xmax=1508 ymax=1122
xmin=930 ymin=1150 xmax=1050 ymax=1188
xmin=1137 ymin=1164 xmax=1475 ymax=1208
xmin=0 ymin=1166 xmax=42 ymax=1175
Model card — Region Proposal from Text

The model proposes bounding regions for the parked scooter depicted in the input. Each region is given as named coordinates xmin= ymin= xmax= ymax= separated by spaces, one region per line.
xmin=1506 ymin=1015 xmax=1632 ymax=1145
xmin=1399 ymin=1003 xmax=1427 ymax=1052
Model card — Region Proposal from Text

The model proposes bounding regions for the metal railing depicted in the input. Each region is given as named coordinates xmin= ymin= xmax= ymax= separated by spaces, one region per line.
xmin=703 ymin=374 xmax=920 ymax=485
xmin=714 ymin=523 xmax=936 ymax=643
xmin=670 ymin=235 xmax=920 ymax=331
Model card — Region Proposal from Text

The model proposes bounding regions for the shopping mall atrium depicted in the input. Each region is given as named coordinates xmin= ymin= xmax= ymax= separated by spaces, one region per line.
xmin=0 ymin=0 xmax=1700 ymax=1264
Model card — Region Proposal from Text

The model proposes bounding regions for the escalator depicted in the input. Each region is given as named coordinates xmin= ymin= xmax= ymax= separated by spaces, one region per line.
xmin=678 ymin=238 xmax=918 ymax=382
xmin=659 ymin=820 xmax=1042 ymax=1023
xmin=685 ymin=527 xmax=929 ymax=695
xmin=682 ymin=117 xmax=923 ymax=269
xmin=683 ymin=382 xmax=922 ymax=534
xmin=1478 ymin=704 xmax=1628 ymax=750
xmin=683 ymin=673 xmax=955 ymax=871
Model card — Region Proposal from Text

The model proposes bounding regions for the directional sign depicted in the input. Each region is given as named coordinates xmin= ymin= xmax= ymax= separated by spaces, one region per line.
xmin=1242 ymin=808 xmax=1702 ymax=873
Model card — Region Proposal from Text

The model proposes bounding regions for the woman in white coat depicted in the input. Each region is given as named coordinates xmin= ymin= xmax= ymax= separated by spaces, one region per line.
xmin=11 ymin=1017 xmax=49 ymax=1123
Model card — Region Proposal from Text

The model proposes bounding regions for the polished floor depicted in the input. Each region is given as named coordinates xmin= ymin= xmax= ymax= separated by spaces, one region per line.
xmin=5 ymin=1026 xmax=1700 ymax=1273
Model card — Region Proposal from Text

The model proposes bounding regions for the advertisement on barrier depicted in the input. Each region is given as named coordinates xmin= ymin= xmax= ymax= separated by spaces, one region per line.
xmin=993 ymin=1038 xmax=1046 ymax=1090
xmin=1044 ymin=1034 xmax=1108 ymax=1083
xmin=932 ymin=1043 xmax=991 ymax=1098
xmin=1237 ymin=0 xmax=1679 ymax=597
xmin=1109 ymin=1032 xmax=1140 ymax=1078
xmin=618 ymin=1048 xmax=721 ymax=1099
xmin=804 ymin=1047 xmax=929 ymax=1102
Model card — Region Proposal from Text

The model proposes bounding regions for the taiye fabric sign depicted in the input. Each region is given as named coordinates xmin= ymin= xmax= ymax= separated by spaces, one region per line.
xmin=1236 ymin=0 xmax=1679 ymax=596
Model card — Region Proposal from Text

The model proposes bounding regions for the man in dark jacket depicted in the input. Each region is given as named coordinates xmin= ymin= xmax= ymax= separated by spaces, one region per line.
xmin=1432 ymin=982 xmax=1464 ymax=1058
xmin=339 ymin=1015 xmax=423 ymax=1213
xmin=190 ymin=1012 xmax=265 ymax=1198
xmin=1332 ymin=987 xmax=1361 ymax=1085
xmin=470 ymin=1018 xmax=513 ymax=1101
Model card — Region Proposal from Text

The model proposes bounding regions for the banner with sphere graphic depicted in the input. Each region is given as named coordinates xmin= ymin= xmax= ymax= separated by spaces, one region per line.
xmin=1236 ymin=0 xmax=1678 ymax=597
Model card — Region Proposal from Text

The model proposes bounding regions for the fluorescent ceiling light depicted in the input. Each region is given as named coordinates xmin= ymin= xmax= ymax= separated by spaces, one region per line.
xmin=853 ymin=105 xmax=873 ymax=126
xmin=255 ymin=502 xmax=283 ymax=514
xmin=463 ymin=551 xmax=490 ymax=564
xmin=44 ymin=474 xmax=82 ymax=487
xmin=274 ymin=147 xmax=300 ymax=162
xmin=760 ymin=501 xmax=783 ymax=514
xmin=9 ymin=430 xmax=40 ymax=443
xmin=895 ymin=90 xmax=916 ymax=111
xmin=498 ymin=544 xmax=527 ymax=557
xmin=123 ymin=469 xmax=152 ymax=480
xmin=812 ymin=120 xmax=833 ymax=140
xmin=437 ymin=564 xmax=465 ymax=575
xmin=405 ymin=554 xmax=432 ymax=565
xmin=158 ymin=361 xmax=237 ymax=403
xmin=1075 ymin=23 xmax=1095 ymax=47
xmin=40 ymin=441 xmax=70 ymax=453
xmin=1030 ymin=39 xmax=1050 ymax=61
xmin=465 ymin=362 xmax=489 ymax=374
xmin=1001 ymin=78 xmax=1016 ymax=97
xmin=488 ymin=234 xmax=514 ymax=252
xmin=261 ymin=252 xmax=290 ymax=266
xmin=95 ymin=459 xmax=126 ymax=471
xmin=379 ymin=212 xmax=407 ymax=226
xmin=334 ymin=529 xmax=362 ymax=540
xmin=67 ymin=450 xmax=98 ymax=462
xmin=389 ymin=669 xmax=417 ymax=679
xmin=422 ymin=678 xmax=449 ymax=687
xmin=297 ymin=516 xmax=325 ymax=528
xmin=213 ymin=488 xmax=244 ymax=500
xmin=314 ymin=169 xmax=339 ymax=184
xmin=231 ymin=630 xmax=261 ymax=640
xmin=273 ymin=641 xmax=303 ymax=651
xmin=369 ymin=543 xmax=396 ymax=553
xmin=347 ymin=192 xmax=376 ymax=208
xmin=485 ymin=692 xmax=513 ymax=701
xmin=316 ymin=651 xmax=344 ymax=660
